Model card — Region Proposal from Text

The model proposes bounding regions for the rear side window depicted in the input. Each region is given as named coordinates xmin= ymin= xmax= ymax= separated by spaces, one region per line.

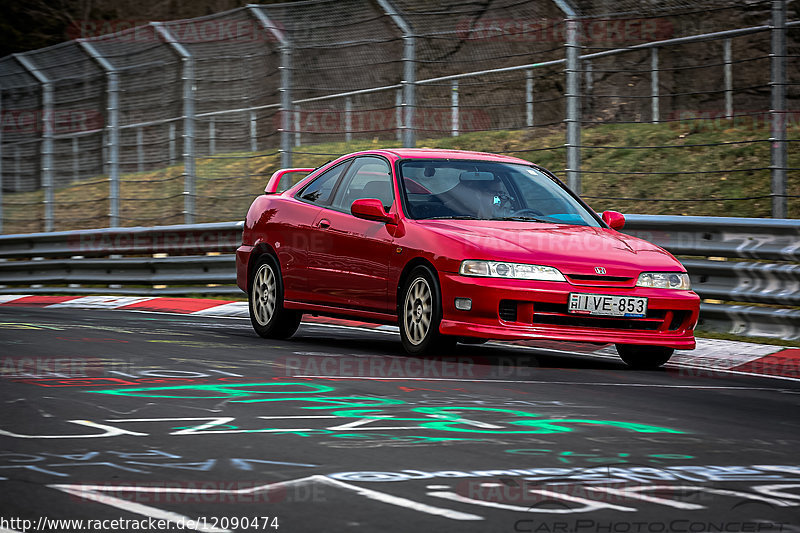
xmin=296 ymin=161 xmax=349 ymax=205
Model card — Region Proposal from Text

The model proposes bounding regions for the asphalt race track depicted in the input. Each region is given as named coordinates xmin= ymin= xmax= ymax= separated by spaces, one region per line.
xmin=1 ymin=306 xmax=799 ymax=532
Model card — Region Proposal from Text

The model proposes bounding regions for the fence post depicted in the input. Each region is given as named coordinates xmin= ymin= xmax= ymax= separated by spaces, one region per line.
xmin=651 ymin=48 xmax=659 ymax=123
xmin=294 ymin=106 xmax=300 ymax=147
xmin=72 ymin=137 xmax=79 ymax=181
xmin=15 ymin=53 xmax=54 ymax=231
xmin=584 ymin=60 xmax=593 ymax=120
xmin=153 ymin=23 xmax=196 ymax=224
xmin=78 ymin=40 xmax=120 ymax=227
xmin=168 ymin=123 xmax=176 ymax=166
xmin=525 ymin=70 xmax=534 ymax=127
xmin=723 ymin=39 xmax=733 ymax=120
xmin=14 ymin=146 xmax=20 ymax=193
xmin=565 ymin=18 xmax=581 ymax=193
xmin=378 ymin=0 xmax=415 ymax=148
xmin=395 ymin=89 xmax=403 ymax=141
xmin=249 ymin=6 xmax=292 ymax=170
xmin=136 ymin=127 xmax=144 ymax=172
xmin=451 ymin=80 xmax=459 ymax=136
xmin=209 ymin=117 xmax=216 ymax=155
xmin=345 ymin=97 xmax=352 ymax=142
xmin=250 ymin=111 xmax=258 ymax=152
xmin=770 ymin=0 xmax=787 ymax=218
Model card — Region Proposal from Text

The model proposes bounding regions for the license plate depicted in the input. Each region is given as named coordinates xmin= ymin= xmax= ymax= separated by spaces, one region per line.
xmin=568 ymin=293 xmax=647 ymax=317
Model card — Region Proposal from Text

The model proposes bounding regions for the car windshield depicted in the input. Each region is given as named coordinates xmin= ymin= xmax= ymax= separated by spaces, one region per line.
xmin=398 ymin=160 xmax=600 ymax=227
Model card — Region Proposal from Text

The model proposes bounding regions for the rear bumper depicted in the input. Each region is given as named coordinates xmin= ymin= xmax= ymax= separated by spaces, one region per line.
xmin=235 ymin=245 xmax=254 ymax=293
xmin=438 ymin=272 xmax=699 ymax=350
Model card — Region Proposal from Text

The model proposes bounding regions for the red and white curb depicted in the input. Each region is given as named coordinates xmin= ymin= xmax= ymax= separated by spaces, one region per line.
xmin=1 ymin=294 xmax=797 ymax=380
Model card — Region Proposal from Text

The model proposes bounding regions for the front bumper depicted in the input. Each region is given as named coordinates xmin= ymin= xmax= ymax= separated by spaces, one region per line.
xmin=438 ymin=272 xmax=699 ymax=350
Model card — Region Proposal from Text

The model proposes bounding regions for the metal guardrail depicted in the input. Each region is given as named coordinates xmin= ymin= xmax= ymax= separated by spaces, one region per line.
xmin=0 ymin=215 xmax=797 ymax=340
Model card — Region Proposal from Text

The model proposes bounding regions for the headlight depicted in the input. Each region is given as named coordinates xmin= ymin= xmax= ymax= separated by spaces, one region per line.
xmin=459 ymin=260 xmax=566 ymax=282
xmin=636 ymin=272 xmax=691 ymax=290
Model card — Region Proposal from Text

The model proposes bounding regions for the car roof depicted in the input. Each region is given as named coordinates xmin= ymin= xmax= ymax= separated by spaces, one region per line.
xmin=351 ymin=148 xmax=532 ymax=165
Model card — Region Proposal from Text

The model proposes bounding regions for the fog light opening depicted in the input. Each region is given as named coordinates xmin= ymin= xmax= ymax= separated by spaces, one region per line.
xmin=454 ymin=297 xmax=472 ymax=311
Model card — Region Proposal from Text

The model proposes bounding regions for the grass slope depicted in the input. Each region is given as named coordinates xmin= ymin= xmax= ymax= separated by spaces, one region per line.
xmin=3 ymin=121 xmax=798 ymax=234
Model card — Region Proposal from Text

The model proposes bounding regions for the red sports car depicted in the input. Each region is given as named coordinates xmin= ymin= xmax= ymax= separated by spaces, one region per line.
xmin=236 ymin=149 xmax=699 ymax=369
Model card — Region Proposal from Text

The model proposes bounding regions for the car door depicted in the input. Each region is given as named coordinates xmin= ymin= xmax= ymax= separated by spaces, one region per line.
xmin=283 ymin=160 xmax=351 ymax=303
xmin=306 ymin=156 xmax=397 ymax=313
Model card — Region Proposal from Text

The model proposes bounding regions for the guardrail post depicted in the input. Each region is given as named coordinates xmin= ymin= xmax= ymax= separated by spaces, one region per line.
xmin=651 ymin=47 xmax=659 ymax=123
xmin=14 ymin=53 xmax=54 ymax=231
xmin=451 ymin=80 xmax=459 ymax=136
xmin=723 ymin=39 xmax=733 ymax=119
xmin=770 ymin=0 xmax=787 ymax=218
xmin=78 ymin=40 xmax=121 ymax=228
xmin=249 ymin=6 xmax=292 ymax=169
xmin=378 ymin=0 xmax=415 ymax=148
xmin=209 ymin=117 xmax=216 ymax=155
xmin=525 ymin=70 xmax=534 ymax=127
xmin=153 ymin=23 xmax=196 ymax=224
xmin=345 ymin=97 xmax=352 ymax=142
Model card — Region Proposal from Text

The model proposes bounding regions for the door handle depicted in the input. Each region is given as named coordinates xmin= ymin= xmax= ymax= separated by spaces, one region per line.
xmin=316 ymin=219 xmax=331 ymax=229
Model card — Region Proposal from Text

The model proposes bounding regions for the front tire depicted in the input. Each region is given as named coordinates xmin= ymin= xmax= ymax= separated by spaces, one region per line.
xmin=399 ymin=266 xmax=450 ymax=355
xmin=616 ymin=344 xmax=674 ymax=370
xmin=249 ymin=255 xmax=301 ymax=340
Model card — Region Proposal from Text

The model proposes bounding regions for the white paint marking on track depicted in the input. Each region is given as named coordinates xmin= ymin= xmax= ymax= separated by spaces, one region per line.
xmin=191 ymin=302 xmax=249 ymax=317
xmin=45 ymin=296 xmax=155 ymax=309
xmin=292 ymin=375 xmax=800 ymax=389
xmin=50 ymin=485 xmax=231 ymax=533
xmin=427 ymin=489 xmax=637 ymax=513
xmin=321 ymin=476 xmax=484 ymax=520
xmin=51 ymin=475 xmax=484 ymax=523
xmin=0 ymin=295 xmax=29 ymax=304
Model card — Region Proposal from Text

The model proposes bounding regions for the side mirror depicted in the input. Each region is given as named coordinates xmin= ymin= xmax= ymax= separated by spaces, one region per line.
xmin=265 ymin=168 xmax=315 ymax=194
xmin=351 ymin=198 xmax=396 ymax=224
xmin=602 ymin=210 xmax=625 ymax=230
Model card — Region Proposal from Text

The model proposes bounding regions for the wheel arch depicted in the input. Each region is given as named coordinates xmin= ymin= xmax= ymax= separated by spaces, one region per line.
xmin=247 ymin=242 xmax=278 ymax=292
xmin=396 ymin=257 xmax=441 ymax=314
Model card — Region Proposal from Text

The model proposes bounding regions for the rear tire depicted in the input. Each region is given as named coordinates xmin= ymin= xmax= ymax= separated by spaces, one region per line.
xmin=399 ymin=266 xmax=450 ymax=355
xmin=616 ymin=344 xmax=674 ymax=369
xmin=249 ymin=255 xmax=301 ymax=340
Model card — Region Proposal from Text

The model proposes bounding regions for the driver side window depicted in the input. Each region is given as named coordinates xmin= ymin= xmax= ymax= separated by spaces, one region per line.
xmin=331 ymin=157 xmax=394 ymax=212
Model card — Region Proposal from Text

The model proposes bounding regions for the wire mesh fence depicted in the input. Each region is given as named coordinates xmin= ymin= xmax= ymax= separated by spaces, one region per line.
xmin=0 ymin=0 xmax=797 ymax=234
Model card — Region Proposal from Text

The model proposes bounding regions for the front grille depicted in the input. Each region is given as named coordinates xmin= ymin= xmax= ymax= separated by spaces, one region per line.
xmin=499 ymin=300 xmax=678 ymax=332
xmin=498 ymin=300 xmax=517 ymax=322
xmin=567 ymin=275 xmax=632 ymax=282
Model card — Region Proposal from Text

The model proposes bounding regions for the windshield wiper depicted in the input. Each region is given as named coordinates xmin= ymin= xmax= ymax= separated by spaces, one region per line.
xmin=423 ymin=215 xmax=481 ymax=220
xmin=490 ymin=216 xmax=550 ymax=223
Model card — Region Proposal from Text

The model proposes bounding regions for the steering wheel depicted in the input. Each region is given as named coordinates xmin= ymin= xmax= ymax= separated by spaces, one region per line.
xmin=510 ymin=208 xmax=545 ymax=217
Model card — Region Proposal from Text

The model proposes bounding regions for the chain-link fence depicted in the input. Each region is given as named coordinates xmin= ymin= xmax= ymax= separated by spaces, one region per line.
xmin=0 ymin=0 xmax=797 ymax=234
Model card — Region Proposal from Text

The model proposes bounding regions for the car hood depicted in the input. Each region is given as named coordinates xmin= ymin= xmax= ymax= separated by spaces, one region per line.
xmin=418 ymin=220 xmax=684 ymax=277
